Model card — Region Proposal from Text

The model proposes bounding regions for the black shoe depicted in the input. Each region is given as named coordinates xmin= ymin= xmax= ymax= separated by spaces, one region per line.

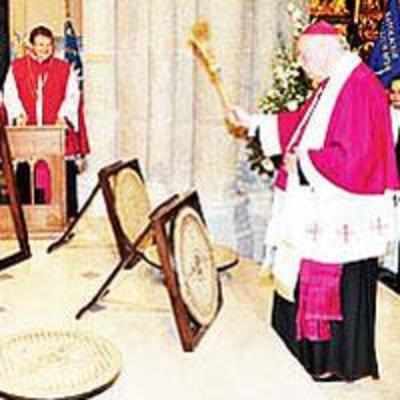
xmin=312 ymin=374 xmax=342 ymax=382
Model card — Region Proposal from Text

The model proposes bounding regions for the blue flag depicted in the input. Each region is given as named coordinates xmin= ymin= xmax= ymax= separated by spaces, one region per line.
xmin=64 ymin=20 xmax=83 ymax=89
xmin=63 ymin=19 xmax=90 ymax=156
xmin=368 ymin=0 xmax=400 ymax=87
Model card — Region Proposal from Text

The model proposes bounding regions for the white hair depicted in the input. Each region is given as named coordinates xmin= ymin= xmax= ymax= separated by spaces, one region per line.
xmin=298 ymin=34 xmax=348 ymax=78
xmin=300 ymin=34 xmax=347 ymax=56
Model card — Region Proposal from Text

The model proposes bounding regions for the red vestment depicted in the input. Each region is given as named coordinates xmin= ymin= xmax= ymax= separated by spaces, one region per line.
xmin=9 ymin=55 xmax=89 ymax=156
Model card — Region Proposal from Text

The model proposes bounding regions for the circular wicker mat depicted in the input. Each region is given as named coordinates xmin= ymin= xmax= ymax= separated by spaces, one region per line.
xmin=114 ymin=168 xmax=152 ymax=249
xmin=0 ymin=330 xmax=122 ymax=399
xmin=173 ymin=207 xmax=219 ymax=326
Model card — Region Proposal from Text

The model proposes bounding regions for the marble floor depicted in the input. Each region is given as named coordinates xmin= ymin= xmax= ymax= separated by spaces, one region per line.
xmin=0 ymin=217 xmax=399 ymax=400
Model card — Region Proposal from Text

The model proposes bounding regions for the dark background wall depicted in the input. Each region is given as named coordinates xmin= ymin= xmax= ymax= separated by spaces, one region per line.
xmin=0 ymin=0 xmax=9 ymax=89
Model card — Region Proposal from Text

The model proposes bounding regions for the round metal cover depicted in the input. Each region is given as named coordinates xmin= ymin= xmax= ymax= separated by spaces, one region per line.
xmin=114 ymin=168 xmax=152 ymax=249
xmin=173 ymin=207 xmax=219 ymax=326
xmin=0 ymin=330 xmax=122 ymax=400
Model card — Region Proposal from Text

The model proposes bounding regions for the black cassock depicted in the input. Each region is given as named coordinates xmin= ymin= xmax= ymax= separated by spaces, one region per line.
xmin=272 ymin=258 xmax=379 ymax=381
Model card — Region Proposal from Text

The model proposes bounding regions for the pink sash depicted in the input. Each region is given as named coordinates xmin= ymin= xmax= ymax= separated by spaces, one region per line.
xmin=296 ymin=259 xmax=343 ymax=341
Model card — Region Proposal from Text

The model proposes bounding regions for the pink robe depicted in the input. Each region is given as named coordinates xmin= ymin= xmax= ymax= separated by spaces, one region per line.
xmin=276 ymin=63 xmax=399 ymax=194
xmin=296 ymin=259 xmax=343 ymax=341
xmin=268 ymin=61 xmax=400 ymax=341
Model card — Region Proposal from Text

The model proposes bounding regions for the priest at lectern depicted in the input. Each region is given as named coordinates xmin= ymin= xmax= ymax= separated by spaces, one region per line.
xmin=2 ymin=25 xmax=89 ymax=218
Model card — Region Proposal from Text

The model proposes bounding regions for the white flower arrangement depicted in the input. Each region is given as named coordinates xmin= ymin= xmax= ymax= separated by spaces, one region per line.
xmin=258 ymin=45 xmax=311 ymax=113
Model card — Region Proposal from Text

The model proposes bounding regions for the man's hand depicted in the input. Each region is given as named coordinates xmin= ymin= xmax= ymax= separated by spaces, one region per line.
xmin=56 ymin=117 xmax=67 ymax=127
xmin=16 ymin=113 xmax=27 ymax=126
xmin=283 ymin=150 xmax=298 ymax=174
xmin=224 ymin=106 xmax=250 ymax=140
xmin=75 ymin=157 xmax=87 ymax=174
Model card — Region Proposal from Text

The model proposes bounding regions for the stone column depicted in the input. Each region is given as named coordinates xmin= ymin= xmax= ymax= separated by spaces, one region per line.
xmin=146 ymin=0 xmax=176 ymax=191
xmin=170 ymin=0 xmax=197 ymax=194
xmin=193 ymin=0 xmax=243 ymax=202
xmin=117 ymin=0 xmax=151 ymax=169
xmin=81 ymin=0 xmax=118 ymax=213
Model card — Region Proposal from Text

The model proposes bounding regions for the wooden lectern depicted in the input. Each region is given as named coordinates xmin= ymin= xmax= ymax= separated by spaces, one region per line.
xmin=0 ymin=126 xmax=66 ymax=238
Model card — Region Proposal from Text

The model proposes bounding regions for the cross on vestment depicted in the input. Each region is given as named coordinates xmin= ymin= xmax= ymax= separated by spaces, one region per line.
xmin=370 ymin=216 xmax=387 ymax=235
xmin=337 ymin=223 xmax=354 ymax=244
xmin=306 ymin=222 xmax=321 ymax=242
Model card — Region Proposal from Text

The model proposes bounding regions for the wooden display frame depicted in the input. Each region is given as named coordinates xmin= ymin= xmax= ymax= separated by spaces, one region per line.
xmin=48 ymin=159 xmax=177 ymax=318
xmin=98 ymin=159 xmax=152 ymax=263
xmin=0 ymin=124 xmax=31 ymax=270
xmin=48 ymin=159 xmax=175 ymax=267
xmin=48 ymin=160 xmax=228 ymax=351
xmin=149 ymin=191 xmax=223 ymax=352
